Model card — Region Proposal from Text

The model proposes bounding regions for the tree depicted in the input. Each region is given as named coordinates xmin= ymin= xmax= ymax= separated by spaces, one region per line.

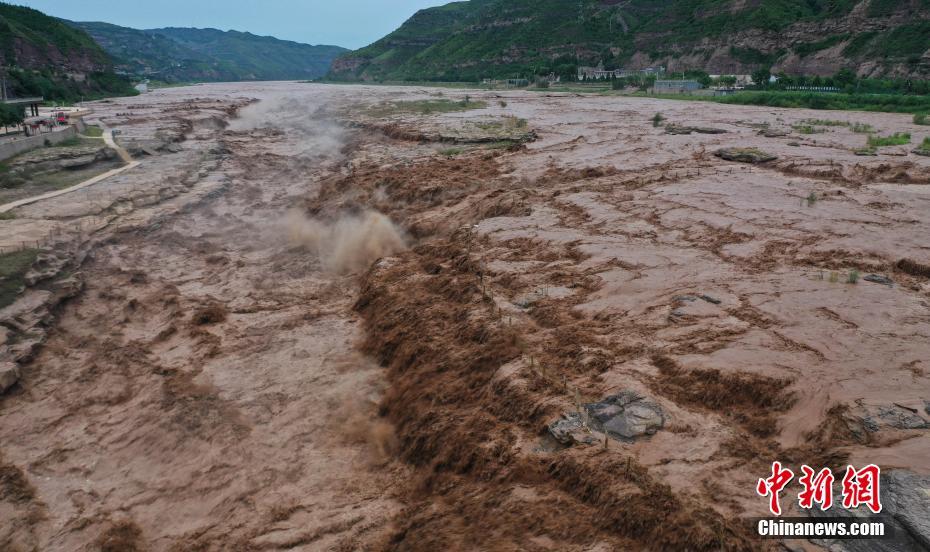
xmin=834 ymin=67 xmax=856 ymax=88
xmin=0 ymin=103 xmax=24 ymax=127
xmin=752 ymin=67 xmax=771 ymax=88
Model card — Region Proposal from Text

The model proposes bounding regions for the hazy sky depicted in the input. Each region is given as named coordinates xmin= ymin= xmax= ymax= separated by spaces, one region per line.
xmin=12 ymin=0 xmax=452 ymax=49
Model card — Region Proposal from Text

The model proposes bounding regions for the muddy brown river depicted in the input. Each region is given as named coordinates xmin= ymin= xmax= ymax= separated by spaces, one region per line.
xmin=1 ymin=82 xmax=929 ymax=551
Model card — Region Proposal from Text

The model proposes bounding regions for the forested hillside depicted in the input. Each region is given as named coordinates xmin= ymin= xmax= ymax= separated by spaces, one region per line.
xmin=330 ymin=0 xmax=930 ymax=81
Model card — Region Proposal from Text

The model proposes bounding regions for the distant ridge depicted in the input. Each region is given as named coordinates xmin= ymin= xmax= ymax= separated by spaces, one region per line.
xmin=70 ymin=21 xmax=348 ymax=82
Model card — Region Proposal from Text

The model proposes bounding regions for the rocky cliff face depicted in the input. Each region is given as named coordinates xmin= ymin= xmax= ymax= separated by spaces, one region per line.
xmin=3 ymin=36 xmax=106 ymax=74
xmin=0 ymin=3 xmax=136 ymax=102
xmin=331 ymin=0 xmax=930 ymax=81
xmin=0 ymin=3 xmax=111 ymax=74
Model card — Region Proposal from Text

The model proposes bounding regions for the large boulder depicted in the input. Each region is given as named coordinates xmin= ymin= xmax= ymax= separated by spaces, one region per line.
xmin=840 ymin=403 xmax=929 ymax=442
xmin=547 ymin=391 xmax=665 ymax=445
xmin=0 ymin=362 xmax=20 ymax=393
xmin=666 ymin=124 xmax=727 ymax=135
xmin=714 ymin=147 xmax=777 ymax=164
xmin=812 ymin=470 xmax=930 ymax=551
xmin=584 ymin=391 xmax=665 ymax=441
xmin=548 ymin=412 xmax=597 ymax=446
xmin=57 ymin=154 xmax=99 ymax=170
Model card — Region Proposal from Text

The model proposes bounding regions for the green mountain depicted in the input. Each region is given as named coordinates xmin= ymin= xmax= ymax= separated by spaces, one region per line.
xmin=330 ymin=0 xmax=930 ymax=81
xmin=0 ymin=2 xmax=136 ymax=102
xmin=71 ymin=22 xmax=348 ymax=82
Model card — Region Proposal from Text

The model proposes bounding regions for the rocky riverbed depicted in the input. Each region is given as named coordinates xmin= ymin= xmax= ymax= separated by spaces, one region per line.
xmin=1 ymin=82 xmax=929 ymax=551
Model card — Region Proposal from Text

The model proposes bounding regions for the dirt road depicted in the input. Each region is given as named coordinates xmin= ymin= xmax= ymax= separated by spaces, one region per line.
xmin=2 ymin=82 xmax=929 ymax=551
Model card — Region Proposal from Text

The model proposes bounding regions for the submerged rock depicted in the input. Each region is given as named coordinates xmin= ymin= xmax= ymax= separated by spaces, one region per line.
xmin=584 ymin=391 xmax=665 ymax=441
xmin=843 ymin=403 xmax=928 ymax=440
xmin=24 ymin=252 xmax=69 ymax=287
xmin=863 ymin=274 xmax=894 ymax=286
xmin=665 ymin=125 xmax=727 ymax=135
xmin=714 ymin=147 xmax=777 ymax=164
xmin=547 ymin=412 xmax=596 ymax=445
xmin=869 ymin=404 xmax=928 ymax=431
xmin=547 ymin=391 xmax=665 ymax=445
xmin=758 ymin=128 xmax=790 ymax=138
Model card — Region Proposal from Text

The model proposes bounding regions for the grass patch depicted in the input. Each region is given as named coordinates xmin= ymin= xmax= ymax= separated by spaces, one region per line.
xmin=717 ymin=91 xmax=930 ymax=113
xmin=81 ymin=125 xmax=104 ymax=137
xmin=367 ymin=98 xmax=488 ymax=117
xmin=0 ymin=148 xmax=123 ymax=205
xmin=915 ymin=113 xmax=930 ymax=126
xmin=867 ymin=133 xmax=911 ymax=147
xmin=915 ymin=137 xmax=930 ymax=155
xmin=0 ymin=248 xmax=38 ymax=309
xmin=802 ymin=119 xmax=875 ymax=133
xmin=475 ymin=115 xmax=528 ymax=132
xmin=792 ymin=124 xmax=823 ymax=134
xmin=49 ymin=136 xmax=82 ymax=148
xmin=803 ymin=119 xmax=849 ymax=127
xmin=637 ymin=90 xmax=930 ymax=114
xmin=439 ymin=147 xmax=465 ymax=157
xmin=847 ymin=269 xmax=860 ymax=285
xmin=0 ymin=211 xmax=14 ymax=220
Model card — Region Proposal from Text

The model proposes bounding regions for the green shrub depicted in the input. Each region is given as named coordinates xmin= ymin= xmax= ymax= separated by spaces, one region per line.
xmin=792 ymin=124 xmax=822 ymax=134
xmin=716 ymin=91 xmax=930 ymax=114
xmin=803 ymin=119 xmax=848 ymax=127
xmin=0 ymin=104 xmax=24 ymax=126
xmin=439 ymin=147 xmax=464 ymax=157
xmin=915 ymin=113 xmax=930 ymax=125
xmin=867 ymin=133 xmax=911 ymax=147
